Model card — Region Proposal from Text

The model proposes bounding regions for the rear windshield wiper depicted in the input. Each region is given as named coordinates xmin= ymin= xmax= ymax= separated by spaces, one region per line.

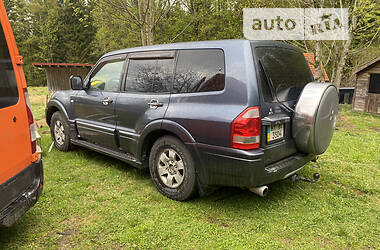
xmin=258 ymin=60 xmax=295 ymax=113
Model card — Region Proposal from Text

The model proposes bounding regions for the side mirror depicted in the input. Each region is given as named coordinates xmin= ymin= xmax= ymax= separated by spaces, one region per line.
xmin=70 ymin=76 xmax=84 ymax=90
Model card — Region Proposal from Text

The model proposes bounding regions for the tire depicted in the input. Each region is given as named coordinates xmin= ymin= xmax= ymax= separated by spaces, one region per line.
xmin=149 ymin=136 xmax=198 ymax=201
xmin=50 ymin=111 xmax=72 ymax=152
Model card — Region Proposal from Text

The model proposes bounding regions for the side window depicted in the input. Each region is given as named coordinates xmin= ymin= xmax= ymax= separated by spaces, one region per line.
xmin=173 ymin=49 xmax=225 ymax=94
xmin=0 ymin=24 xmax=19 ymax=109
xmin=89 ymin=60 xmax=124 ymax=92
xmin=125 ymin=58 xmax=173 ymax=93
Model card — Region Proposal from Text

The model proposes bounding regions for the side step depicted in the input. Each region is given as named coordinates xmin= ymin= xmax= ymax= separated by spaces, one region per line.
xmin=71 ymin=139 xmax=144 ymax=169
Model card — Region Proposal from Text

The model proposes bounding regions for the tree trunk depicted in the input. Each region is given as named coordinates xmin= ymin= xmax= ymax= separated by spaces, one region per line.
xmin=334 ymin=7 xmax=358 ymax=88
xmin=334 ymin=38 xmax=351 ymax=88
xmin=146 ymin=0 xmax=154 ymax=45
xmin=314 ymin=40 xmax=324 ymax=82
xmin=138 ymin=0 xmax=146 ymax=46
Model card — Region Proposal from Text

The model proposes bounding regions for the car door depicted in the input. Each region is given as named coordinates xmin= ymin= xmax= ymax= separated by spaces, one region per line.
xmin=0 ymin=15 xmax=31 ymax=184
xmin=115 ymin=51 xmax=175 ymax=158
xmin=72 ymin=54 xmax=126 ymax=150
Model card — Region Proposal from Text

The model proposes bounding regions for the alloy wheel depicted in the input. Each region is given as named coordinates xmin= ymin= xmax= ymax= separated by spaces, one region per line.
xmin=157 ymin=148 xmax=185 ymax=188
xmin=54 ymin=120 xmax=65 ymax=146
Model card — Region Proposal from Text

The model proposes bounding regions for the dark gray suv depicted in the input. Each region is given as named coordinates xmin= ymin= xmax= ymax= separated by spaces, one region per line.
xmin=46 ymin=40 xmax=338 ymax=200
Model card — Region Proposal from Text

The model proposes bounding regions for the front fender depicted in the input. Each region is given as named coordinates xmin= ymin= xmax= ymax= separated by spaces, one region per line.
xmin=46 ymin=90 xmax=77 ymax=126
xmin=46 ymin=99 xmax=70 ymax=122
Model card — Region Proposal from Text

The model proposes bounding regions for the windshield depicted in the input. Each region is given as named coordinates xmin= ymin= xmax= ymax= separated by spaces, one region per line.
xmin=255 ymin=47 xmax=313 ymax=102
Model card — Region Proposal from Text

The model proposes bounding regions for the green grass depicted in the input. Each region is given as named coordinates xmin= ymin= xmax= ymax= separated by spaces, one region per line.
xmin=28 ymin=86 xmax=49 ymax=121
xmin=0 ymin=89 xmax=379 ymax=249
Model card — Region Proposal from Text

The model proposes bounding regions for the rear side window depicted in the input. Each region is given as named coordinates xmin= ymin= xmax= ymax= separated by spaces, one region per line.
xmin=173 ymin=49 xmax=225 ymax=94
xmin=125 ymin=58 xmax=174 ymax=93
xmin=0 ymin=25 xmax=19 ymax=109
xmin=255 ymin=47 xmax=313 ymax=102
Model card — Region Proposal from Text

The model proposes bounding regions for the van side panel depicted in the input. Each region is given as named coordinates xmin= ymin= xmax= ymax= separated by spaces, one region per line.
xmin=0 ymin=1 xmax=32 ymax=184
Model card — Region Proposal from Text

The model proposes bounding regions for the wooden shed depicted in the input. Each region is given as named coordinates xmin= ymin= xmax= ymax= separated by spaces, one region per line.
xmin=33 ymin=62 xmax=93 ymax=93
xmin=352 ymin=57 xmax=380 ymax=114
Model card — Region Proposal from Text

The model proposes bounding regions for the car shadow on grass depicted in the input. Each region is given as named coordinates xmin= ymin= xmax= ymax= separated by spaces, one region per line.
xmin=67 ymin=146 xmax=306 ymax=207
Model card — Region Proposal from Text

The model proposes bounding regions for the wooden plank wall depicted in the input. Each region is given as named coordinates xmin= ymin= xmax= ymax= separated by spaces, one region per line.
xmin=45 ymin=67 xmax=91 ymax=93
xmin=353 ymin=61 xmax=380 ymax=114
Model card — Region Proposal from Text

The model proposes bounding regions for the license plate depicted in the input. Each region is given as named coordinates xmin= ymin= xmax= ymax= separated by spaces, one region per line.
xmin=267 ymin=123 xmax=284 ymax=142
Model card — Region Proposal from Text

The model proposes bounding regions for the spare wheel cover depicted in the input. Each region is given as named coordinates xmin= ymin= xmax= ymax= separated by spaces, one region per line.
xmin=292 ymin=82 xmax=338 ymax=155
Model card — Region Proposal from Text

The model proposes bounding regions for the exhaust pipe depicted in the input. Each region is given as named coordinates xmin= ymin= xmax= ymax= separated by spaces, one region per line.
xmin=249 ymin=186 xmax=268 ymax=197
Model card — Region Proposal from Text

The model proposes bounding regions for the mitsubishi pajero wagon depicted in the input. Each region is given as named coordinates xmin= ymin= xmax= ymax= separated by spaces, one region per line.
xmin=46 ymin=40 xmax=338 ymax=201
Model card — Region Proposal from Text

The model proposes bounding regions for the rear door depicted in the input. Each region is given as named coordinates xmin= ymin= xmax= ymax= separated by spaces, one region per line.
xmin=253 ymin=45 xmax=314 ymax=164
xmin=72 ymin=55 xmax=126 ymax=150
xmin=0 ymin=12 xmax=31 ymax=184
xmin=115 ymin=51 xmax=174 ymax=158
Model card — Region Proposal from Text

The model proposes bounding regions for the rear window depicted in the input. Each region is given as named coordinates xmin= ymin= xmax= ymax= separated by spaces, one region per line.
xmin=255 ymin=47 xmax=312 ymax=102
xmin=173 ymin=49 xmax=225 ymax=94
xmin=0 ymin=24 xmax=18 ymax=109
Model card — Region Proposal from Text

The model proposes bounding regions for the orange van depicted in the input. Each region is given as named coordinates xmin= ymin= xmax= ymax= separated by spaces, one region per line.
xmin=0 ymin=0 xmax=43 ymax=226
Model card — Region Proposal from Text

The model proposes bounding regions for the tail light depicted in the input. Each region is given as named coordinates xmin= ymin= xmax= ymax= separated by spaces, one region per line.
xmin=23 ymin=88 xmax=38 ymax=159
xmin=231 ymin=107 xmax=261 ymax=150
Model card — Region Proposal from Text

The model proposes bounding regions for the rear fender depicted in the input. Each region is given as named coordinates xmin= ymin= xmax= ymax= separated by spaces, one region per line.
xmin=137 ymin=119 xmax=196 ymax=162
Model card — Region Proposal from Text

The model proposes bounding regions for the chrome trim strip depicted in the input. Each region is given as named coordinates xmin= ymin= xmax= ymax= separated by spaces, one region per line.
xmin=76 ymin=120 xmax=114 ymax=132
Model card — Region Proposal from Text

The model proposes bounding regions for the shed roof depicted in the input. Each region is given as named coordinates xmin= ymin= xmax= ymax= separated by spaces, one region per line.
xmin=353 ymin=57 xmax=380 ymax=75
xmin=32 ymin=62 xmax=93 ymax=68
xmin=303 ymin=53 xmax=329 ymax=82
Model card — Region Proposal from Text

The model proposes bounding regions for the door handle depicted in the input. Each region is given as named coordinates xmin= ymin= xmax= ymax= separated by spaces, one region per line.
xmin=148 ymin=99 xmax=164 ymax=109
xmin=102 ymin=97 xmax=113 ymax=106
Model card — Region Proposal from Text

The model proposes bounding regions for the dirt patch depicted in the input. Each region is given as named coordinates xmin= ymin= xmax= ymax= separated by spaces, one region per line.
xmin=370 ymin=127 xmax=380 ymax=132
xmin=336 ymin=115 xmax=356 ymax=130
xmin=354 ymin=189 xmax=367 ymax=196
xmin=36 ymin=119 xmax=47 ymax=129
xmin=281 ymin=238 xmax=292 ymax=245
xmin=205 ymin=215 xmax=229 ymax=229
xmin=30 ymin=95 xmax=46 ymax=104
xmin=332 ymin=181 xmax=367 ymax=197
xmin=57 ymin=213 xmax=99 ymax=249
xmin=57 ymin=229 xmax=76 ymax=250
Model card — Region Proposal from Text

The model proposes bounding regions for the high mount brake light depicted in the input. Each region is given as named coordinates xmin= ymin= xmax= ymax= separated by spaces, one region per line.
xmin=231 ymin=107 xmax=261 ymax=150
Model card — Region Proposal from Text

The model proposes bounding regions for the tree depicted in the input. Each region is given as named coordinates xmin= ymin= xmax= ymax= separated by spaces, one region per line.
xmin=94 ymin=0 xmax=179 ymax=47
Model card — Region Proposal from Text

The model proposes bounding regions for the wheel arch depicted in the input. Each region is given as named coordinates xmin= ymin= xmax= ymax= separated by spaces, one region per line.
xmin=46 ymin=100 xmax=69 ymax=127
xmin=138 ymin=119 xmax=196 ymax=163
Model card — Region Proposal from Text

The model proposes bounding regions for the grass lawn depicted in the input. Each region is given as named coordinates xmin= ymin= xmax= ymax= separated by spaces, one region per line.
xmin=0 ymin=87 xmax=379 ymax=249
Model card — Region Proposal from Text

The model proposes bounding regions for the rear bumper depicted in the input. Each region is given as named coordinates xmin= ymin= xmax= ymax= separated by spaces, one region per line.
xmin=0 ymin=158 xmax=43 ymax=227
xmin=187 ymin=142 xmax=314 ymax=188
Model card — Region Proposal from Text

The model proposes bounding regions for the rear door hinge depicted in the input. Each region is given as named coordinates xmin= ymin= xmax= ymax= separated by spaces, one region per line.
xmin=15 ymin=55 xmax=24 ymax=65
